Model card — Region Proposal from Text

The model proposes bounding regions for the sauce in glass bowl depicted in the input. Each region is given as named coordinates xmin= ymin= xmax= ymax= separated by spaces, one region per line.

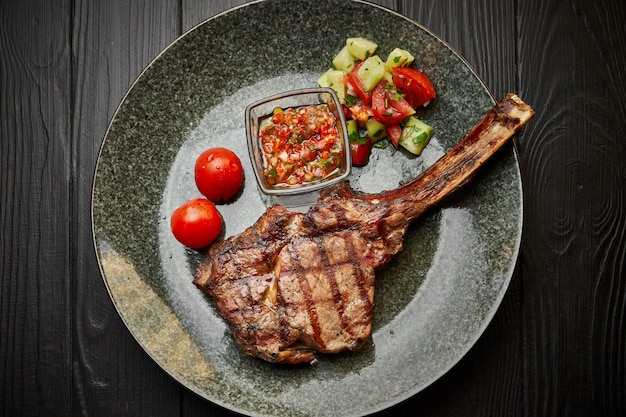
xmin=245 ymin=87 xmax=351 ymax=208
xmin=259 ymin=104 xmax=343 ymax=186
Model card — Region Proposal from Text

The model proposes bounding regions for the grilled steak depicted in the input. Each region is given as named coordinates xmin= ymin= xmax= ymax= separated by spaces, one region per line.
xmin=194 ymin=94 xmax=534 ymax=364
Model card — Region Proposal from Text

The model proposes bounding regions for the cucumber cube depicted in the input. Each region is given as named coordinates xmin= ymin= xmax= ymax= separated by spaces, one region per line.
xmin=346 ymin=119 xmax=359 ymax=143
xmin=356 ymin=55 xmax=386 ymax=92
xmin=317 ymin=69 xmax=331 ymax=87
xmin=346 ymin=37 xmax=378 ymax=60
xmin=399 ymin=116 xmax=433 ymax=155
xmin=382 ymin=69 xmax=393 ymax=83
xmin=385 ymin=47 xmax=415 ymax=68
xmin=326 ymin=70 xmax=348 ymax=103
xmin=365 ymin=118 xmax=388 ymax=142
xmin=333 ymin=46 xmax=358 ymax=73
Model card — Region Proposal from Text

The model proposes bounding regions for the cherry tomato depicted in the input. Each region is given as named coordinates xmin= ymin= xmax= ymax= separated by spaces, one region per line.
xmin=194 ymin=147 xmax=243 ymax=203
xmin=350 ymin=137 xmax=373 ymax=166
xmin=392 ymin=67 xmax=436 ymax=108
xmin=371 ymin=81 xmax=415 ymax=125
xmin=348 ymin=62 xmax=372 ymax=105
xmin=170 ymin=198 xmax=222 ymax=249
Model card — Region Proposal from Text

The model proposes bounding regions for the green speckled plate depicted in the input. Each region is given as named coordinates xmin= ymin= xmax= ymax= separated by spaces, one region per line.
xmin=92 ymin=1 xmax=522 ymax=416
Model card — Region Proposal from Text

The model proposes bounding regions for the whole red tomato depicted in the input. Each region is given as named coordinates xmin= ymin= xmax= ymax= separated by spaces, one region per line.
xmin=170 ymin=198 xmax=222 ymax=249
xmin=194 ymin=147 xmax=243 ymax=203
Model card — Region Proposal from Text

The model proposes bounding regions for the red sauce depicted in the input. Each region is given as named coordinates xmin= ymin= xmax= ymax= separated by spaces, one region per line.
xmin=260 ymin=104 xmax=343 ymax=186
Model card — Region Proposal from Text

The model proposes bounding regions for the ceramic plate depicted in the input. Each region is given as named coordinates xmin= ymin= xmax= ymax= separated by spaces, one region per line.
xmin=92 ymin=1 xmax=522 ymax=416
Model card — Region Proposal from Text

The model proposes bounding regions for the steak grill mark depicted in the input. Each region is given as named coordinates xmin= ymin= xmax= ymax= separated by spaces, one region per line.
xmin=287 ymin=242 xmax=325 ymax=351
xmin=316 ymin=237 xmax=350 ymax=343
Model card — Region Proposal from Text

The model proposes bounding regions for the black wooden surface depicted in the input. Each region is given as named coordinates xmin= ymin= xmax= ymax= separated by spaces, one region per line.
xmin=1 ymin=0 xmax=625 ymax=416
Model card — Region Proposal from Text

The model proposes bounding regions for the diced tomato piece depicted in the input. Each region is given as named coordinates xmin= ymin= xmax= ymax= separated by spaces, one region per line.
xmin=348 ymin=62 xmax=372 ymax=105
xmin=392 ymin=67 xmax=436 ymax=108
xmin=341 ymin=104 xmax=352 ymax=119
xmin=371 ymin=81 xmax=415 ymax=125
xmin=350 ymin=137 xmax=373 ymax=166
xmin=385 ymin=124 xmax=402 ymax=148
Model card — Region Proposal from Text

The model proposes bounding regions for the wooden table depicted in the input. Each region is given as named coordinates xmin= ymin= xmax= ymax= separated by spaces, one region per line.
xmin=2 ymin=1 xmax=625 ymax=416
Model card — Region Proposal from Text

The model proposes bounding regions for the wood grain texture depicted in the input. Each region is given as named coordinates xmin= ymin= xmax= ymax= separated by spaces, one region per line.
xmin=402 ymin=0 xmax=517 ymax=100
xmin=517 ymin=1 xmax=626 ymax=416
xmin=0 ymin=1 xmax=72 ymax=415
xmin=70 ymin=1 xmax=183 ymax=416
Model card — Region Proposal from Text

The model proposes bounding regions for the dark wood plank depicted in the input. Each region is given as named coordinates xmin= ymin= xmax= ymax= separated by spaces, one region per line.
xmin=516 ymin=1 xmax=626 ymax=416
xmin=70 ymin=1 xmax=184 ymax=415
xmin=371 ymin=2 xmax=524 ymax=416
xmin=402 ymin=0 xmax=517 ymax=100
xmin=0 ymin=1 xmax=73 ymax=415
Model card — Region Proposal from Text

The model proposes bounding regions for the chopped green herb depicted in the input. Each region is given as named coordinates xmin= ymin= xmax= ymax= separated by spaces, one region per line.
xmin=345 ymin=95 xmax=358 ymax=106
xmin=350 ymin=134 xmax=369 ymax=145
xmin=413 ymin=132 xmax=428 ymax=145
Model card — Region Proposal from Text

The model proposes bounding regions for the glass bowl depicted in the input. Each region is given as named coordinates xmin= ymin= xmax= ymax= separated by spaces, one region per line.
xmin=245 ymin=87 xmax=351 ymax=207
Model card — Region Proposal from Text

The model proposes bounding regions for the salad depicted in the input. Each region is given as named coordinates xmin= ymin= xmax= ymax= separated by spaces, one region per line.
xmin=318 ymin=37 xmax=436 ymax=166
